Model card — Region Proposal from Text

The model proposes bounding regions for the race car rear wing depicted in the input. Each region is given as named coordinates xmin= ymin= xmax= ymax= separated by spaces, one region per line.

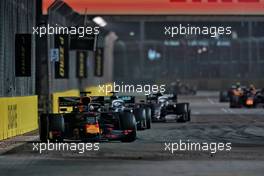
xmin=90 ymin=96 xmax=107 ymax=105
xmin=113 ymin=96 xmax=136 ymax=104
xmin=58 ymin=96 xmax=93 ymax=112
xmin=58 ymin=96 xmax=107 ymax=107
xmin=58 ymin=97 xmax=81 ymax=107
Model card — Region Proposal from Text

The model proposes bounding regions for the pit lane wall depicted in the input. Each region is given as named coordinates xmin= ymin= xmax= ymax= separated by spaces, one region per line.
xmin=0 ymin=96 xmax=38 ymax=140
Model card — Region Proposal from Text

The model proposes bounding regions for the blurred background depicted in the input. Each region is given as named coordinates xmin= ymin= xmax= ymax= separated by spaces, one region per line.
xmin=1 ymin=0 xmax=264 ymax=112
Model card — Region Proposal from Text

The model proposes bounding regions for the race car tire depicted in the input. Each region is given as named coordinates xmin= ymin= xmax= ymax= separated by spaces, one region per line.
xmin=145 ymin=107 xmax=152 ymax=129
xmin=229 ymin=96 xmax=242 ymax=108
xmin=134 ymin=107 xmax=147 ymax=130
xmin=119 ymin=112 xmax=136 ymax=130
xmin=39 ymin=114 xmax=48 ymax=142
xmin=187 ymin=103 xmax=191 ymax=121
xmin=175 ymin=103 xmax=189 ymax=122
xmin=121 ymin=126 xmax=137 ymax=142
xmin=119 ymin=112 xmax=137 ymax=142
xmin=187 ymin=110 xmax=191 ymax=122
xmin=48 ymin=114 xmax=65 ymax=142
xmin=177 ymin=113 xmax=188 ymax=123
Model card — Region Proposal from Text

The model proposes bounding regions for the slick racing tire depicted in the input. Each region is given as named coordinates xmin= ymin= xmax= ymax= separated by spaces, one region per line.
xmin=229 ymin=96 xmax=242 ymax=108
xmin=175 ymin=103 xmax=189 ymax=123
xmin=186 ymin=103 xmax=191 ymax=121
xmin=119 ymin=112 xmax=137 ymax=142
xmin=145 ymin=107 xmax=152 ymax=129
xmin=134 ymin=107 xmax=147 ymax=130
xmin=177 ymin=113 xmax=188 ymax=123
xmin=48 ymin=114 xmax=65 ymax=142
xmin=187 ymin=110 xmax=191 ymax=122
xmin=121 ymin=126 xmax=137 ymax=143
xmin=39 ymin=114 xmax=48 ymax=142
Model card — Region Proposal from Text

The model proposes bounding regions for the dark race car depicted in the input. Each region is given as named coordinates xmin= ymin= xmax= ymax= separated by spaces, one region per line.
xmin=170 ymin=81 xmax=197 ymax=95
xmin=89 ymin=97 xmax=137 ymax=142
xmin=219 ymin=85 xmax=241 ymax=103
xmin=39 ymin=112 xmax=101 ymax=142
xmin=229 ymin=87 xmax=264 ymax=108
xmin=39 ymin=95 xmax=137 ymax=143
xmin=110 ymin=95 xmax=152 ymax=130
xmin=147 ymin=94 xmax=191 ymax=122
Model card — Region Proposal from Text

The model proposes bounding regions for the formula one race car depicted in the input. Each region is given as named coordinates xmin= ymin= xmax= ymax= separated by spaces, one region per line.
xmin=229 ymin=87 xmax=264 ymax=108
xmin=39 ymin=95 xmax=137 ymax=143
xmin=170 ymin=81 xmax=197 ymax=95
xmin=110 ymin=95 xmax=152 ymax=130
xmin=219 ymin=85 xmax=242 ymax=103
xmin=147 ymin=93 xmax=191 ymax=122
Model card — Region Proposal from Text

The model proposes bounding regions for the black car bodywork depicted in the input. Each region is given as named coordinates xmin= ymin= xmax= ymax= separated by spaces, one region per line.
xmin=229 ymin=88 xmax=264 ymax=108
xmin=39 ymin=95 xmax=137 ymax=142
xmin=147 ymin=93 xmax=191 ymax=122
xmin=110 ymin=95 xmax=152 ymax=130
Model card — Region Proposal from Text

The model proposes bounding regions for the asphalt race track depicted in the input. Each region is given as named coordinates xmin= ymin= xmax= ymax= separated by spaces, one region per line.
xmin=1 ymin=92 xmax=264 ymax=176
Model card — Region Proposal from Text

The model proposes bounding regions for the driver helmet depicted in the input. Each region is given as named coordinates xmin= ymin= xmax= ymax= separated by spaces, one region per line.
xmin=249 ymin=84 xmax=255 ymax=90
xmin=236 ymin=82 xmax=241 ymax=88
xmin=112 ymin=99 xmax=124 ymax=108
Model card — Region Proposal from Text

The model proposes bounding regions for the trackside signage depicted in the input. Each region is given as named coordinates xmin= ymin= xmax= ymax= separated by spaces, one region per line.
xmin=94 ymin=48 xmax=104 ymax=77
xmin=7 ymin=104 xmax=18 ymax=130
xmin=54 ymin=35 xmax=69 ymax=79
xmin=15 ymin=34 xmax=31 ymax=77
xmin=43 ymin=0 xmax=264 ymax=15
xmin=76 ymin=51 xmax=87 ymax=78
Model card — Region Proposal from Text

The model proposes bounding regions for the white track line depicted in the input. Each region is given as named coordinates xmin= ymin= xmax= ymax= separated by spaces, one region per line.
xmin=207 ymin=98 xmax=215 ymax=105
xmin=221 ymin=108 xmax=228 ymax=113
xmin=192 ymin=111 xmax=201 ymax=115
xmin=227 ymin=109 xmax=234 ymax=113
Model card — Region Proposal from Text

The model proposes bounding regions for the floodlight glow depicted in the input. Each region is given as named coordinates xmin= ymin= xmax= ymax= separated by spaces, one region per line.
xmin=92 ymin=16 xmax=107 ymax=27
